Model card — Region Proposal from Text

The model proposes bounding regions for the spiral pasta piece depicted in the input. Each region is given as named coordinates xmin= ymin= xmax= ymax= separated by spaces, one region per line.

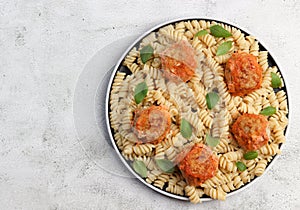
xmin=223 ymin=150 xmax=243 ymax=161
xmin=259 ymin=144 xmax=280 ymax=156
xmin=204 ymin=187 xmax=226 ymax=201
xmin=232 ymin=28 xmax=249 ymax=50
xmin=185 ymin=185 xmax=201 ymax=203
xmin=146 ymin=169 xmax=162 ymax=184
xmin=239 ymin=170 xmax=251 ymax=183
xmin=254 ymin=159 xmax=268 ymax=176
xmin=123 ymin=47 xmax=139 ymax=66
xmin=154 ymin=173 xmax=170 ymax=189
xmin=199 ymin=34 xmax=216 ymax=47
xmin=219 ymin=156 xmax=237 ymax=172
xmin=159 ymin=27 xmax=187 ymax=42
xmin=221 ymin=181 xmax=236 ymax=193
xmin=133 ymin=144 xmax=155 ymax=156
xmin=258 ymin=51 xmax=269 ymax=72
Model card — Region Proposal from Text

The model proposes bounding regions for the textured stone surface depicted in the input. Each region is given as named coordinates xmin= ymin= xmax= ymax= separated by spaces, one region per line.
xmin=1 ymin=0 xmax=300 ymax=209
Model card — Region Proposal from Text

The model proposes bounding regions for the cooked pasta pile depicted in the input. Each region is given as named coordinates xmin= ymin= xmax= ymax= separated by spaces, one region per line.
xmin=109 ymin=20 xmax=288 ymax=203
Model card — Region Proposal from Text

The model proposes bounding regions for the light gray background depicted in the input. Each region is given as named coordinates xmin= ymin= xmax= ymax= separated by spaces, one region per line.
xmin=1 ymin=0 xmax=300 ymax=209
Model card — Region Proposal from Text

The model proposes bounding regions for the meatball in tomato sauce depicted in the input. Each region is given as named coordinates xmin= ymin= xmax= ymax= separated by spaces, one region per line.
xmin=160 ymin=40 xmax=197 ymax=82
xmin=178 ymin=143 xmax=218 ymax=186
xmin=132 ymin=105 xmax=171 ymax=144
xmin=232 ymin=114 xmax=270 ymax=151
xmin=225 ymin=52 xmax=263 ymax=96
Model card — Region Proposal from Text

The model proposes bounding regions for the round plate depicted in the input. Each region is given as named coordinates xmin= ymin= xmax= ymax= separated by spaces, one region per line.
xmin=105 ymin=17 xmax=289 ymax=202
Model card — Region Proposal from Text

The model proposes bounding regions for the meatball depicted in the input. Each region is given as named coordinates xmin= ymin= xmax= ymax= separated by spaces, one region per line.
xmin=132 ymin=105 xmax=171 ymax=144
xmin=160 ymin=40 xmax=197 ymax=82
xmin=225 ymin=52 xmax=263 ymax=96
xmin=232 ymin=114 xmax=269 ymax=151
xmin=178 ymin=143 xmax=218 ymax=186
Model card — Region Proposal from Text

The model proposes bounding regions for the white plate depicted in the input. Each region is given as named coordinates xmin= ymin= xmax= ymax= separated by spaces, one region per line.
xmin=105 ymin=18 xmax=289 ymax=201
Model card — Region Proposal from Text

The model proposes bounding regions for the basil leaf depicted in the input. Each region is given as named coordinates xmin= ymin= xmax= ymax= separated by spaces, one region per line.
xmin=206 ymin=92 xmax=219 ymax=110
xmin=243 ymin=151 xmax=258 ymax=160
xmin=132 ymin=160 xmax=147 ymax=178
xmin=260 ymin=106 xmax=276 ymax=116
xmin=195 ymin=29 xmax=208 ymax=37
xmin=210 ymin=25 xmax=232 ymax=38
xmin=216 ymin=41 xmax=233 ymax=56
xmin=206 ymin=134 xmax=220 ymax=147
xmin=140 ymin=45 xmax=154 ymax=64
xmin=134 ymin=82 xmax=148 ymax=104
xmin=155 ymin=159 xmax=174 ymax=173
xmin=236 ymin=161 xmax=247 ymax=171
xmin=180 ymin=119 xmax=192 ymax=139
xmin=271 ymin=72 xmax=282 ymax=88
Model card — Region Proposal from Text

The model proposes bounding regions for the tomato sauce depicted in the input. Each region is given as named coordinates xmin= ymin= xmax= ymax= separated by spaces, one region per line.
xmin=132 ymin=105 xmax=171 ymax=144
xmin=225 ymin=52 xmax=263 ymax=96
xmin=232 ymin=114 xmax=269 ymax=151
xmin=160 ymin=40 xmax=197 ymax=82
xmin=178 ymin=143 xmax=218 ymax=186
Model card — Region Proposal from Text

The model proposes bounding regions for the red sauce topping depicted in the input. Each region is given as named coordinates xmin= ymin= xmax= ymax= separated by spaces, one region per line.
xmin=160 ymin=40 xmax=197 ymax=82
xmin=232 ymin=113 xmax=269 ymax=151
xmin=132 ymin=105 xmax=171 ymax=144
xmin=225 ymin=52 xmax=263 ymax=96
xmin=178 ymin=143 xmax=218 ymax=186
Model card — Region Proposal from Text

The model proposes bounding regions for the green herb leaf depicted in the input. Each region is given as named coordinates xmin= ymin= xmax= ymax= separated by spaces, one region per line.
xmin=243 ymin=151 xmax=258 ymax=160
xmin=271 ymin=72 xmax=282 ymax=88
xmin=236 ymin=161 xmax=247 ymax=171
xmin=206 ymin=134 xmax=220 ymax=147
xmin=155 ymin=159 xmax=174 ymax=173
xmin=210 ymin=25 xmax=232 ymax=38
xmin=216 ymin=41 xmax=233 ymax=56
xmin=260 ymin=106 xmax=276 ymax=116
xmin=195 ymin=29 xmax=208 ymax=37
xmin=140 ymin=45 xmax=154 ymax=64
xmin=206 ymin=92 xmax=220 ymax=109
xmin=180 ymin=119 xmax=192 ymax=139
xmin=132 ymin=160 xmax=147 ymax=178
xmin=134 ymin=82 xmax=148 ymax=104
